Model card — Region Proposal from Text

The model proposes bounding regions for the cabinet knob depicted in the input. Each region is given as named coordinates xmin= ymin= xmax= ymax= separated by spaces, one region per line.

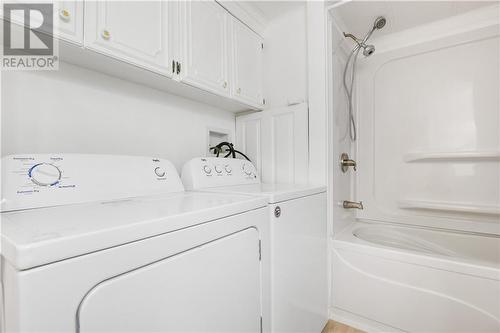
xmin=101 ymin=30 xmax=111 ymax=40
xmin=237 ymin=88 xmax=241 ymax=94
xmin=59 ymin=9 xmax=70 ymax=21
xmin=222 ymin=81 xmax=227 ymax=88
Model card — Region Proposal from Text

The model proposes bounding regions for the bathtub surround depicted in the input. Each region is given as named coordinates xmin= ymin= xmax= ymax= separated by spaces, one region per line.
xmin=328 ymin=2 xmax=500 ymax=332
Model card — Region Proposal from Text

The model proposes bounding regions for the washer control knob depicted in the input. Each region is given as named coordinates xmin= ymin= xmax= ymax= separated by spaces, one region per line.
xmin=154 ymin=167 xmax=166 ymax=177
xmin=29 ymin=163 xmax=61 ymax=186
xmin=214 ymin=165 xmax=223 ymax=174
xmin=242 ymin=163 xmax=253 ymax=175
xmin=225 ymin=165 xmax=232 ymax=174
xmin=203 ymin=165 xmax=212 ymax=174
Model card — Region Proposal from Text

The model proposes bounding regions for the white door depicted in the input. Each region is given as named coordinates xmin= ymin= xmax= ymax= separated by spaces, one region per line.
xmin=84 ymin=1 xmax=174 ymax=76
xmin=78 ymin=228 xmax=262 ymax=332
xmin=231 ymin=17 xmax=264 ymax=108
xmin=179 ymin=1 xmax=229 ymax=96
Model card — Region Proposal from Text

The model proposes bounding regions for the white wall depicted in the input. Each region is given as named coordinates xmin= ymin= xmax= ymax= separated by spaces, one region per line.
xmin=306 ymin=2 xmax=328 ymax=186
xmin=1 ymin=62 xmax=235 ymax=172
xmin=263 ymin=4 xmax=308 ymax=109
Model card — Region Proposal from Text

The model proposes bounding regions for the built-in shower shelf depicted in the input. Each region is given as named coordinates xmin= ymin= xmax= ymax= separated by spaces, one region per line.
xmin=403 ymin=151 xmax=500 ymax=162
xmin=398 ymin=199 xmax=500 ymax=216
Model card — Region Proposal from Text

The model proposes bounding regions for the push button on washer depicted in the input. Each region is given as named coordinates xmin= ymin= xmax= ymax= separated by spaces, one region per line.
xmin=203 ymin=165 xmax=212 ymax=174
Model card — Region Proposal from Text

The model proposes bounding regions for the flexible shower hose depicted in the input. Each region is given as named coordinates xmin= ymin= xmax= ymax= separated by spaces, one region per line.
xmin=343 ymin=44 xmax=361 ymax=142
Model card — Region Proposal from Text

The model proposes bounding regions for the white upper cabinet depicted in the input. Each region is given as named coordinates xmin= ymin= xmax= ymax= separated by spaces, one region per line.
xmin=230 ymin=17 xmax=264 ymax=108
xmin=4 ymin=1 xmax=83 ymax=45
xmin=40 ymin=0 xmax=265 ymax=111
xmin=178 ymin=1 xmax=229 ymax=96
xmin=84 ymin=1 xmax=174 ymax=76
xmin=55 ymin=1 xmax=83 ymax=45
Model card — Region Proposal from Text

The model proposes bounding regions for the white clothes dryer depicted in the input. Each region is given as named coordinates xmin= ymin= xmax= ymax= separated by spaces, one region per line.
xmin=1 ymin=154 xmax=268 ymax=333
xmin=182 ymin=157 xmax=328 ymax=333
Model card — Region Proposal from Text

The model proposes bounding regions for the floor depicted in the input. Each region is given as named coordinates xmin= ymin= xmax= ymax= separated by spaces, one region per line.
xmin=322 ymin=320 xmax=365 ymax=333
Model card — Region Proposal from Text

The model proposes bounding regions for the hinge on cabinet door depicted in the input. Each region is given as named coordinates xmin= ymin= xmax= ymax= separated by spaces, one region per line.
xmin=263 ymin=98 xmax=266 ymax=105
xmin=261 ymin=43 xmax=264 ymax=49
xmin=176 ymin=61 xmax=181 ymax=75
xmin=172 ymin=60 xmax=175 ymax=74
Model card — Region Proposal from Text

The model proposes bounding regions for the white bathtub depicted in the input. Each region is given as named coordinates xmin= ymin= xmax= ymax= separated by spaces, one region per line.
xmin=331 ymin=222 xmax=500 ymax=332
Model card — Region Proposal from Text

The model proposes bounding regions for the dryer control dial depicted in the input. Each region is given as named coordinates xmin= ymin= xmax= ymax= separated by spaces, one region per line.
xmin=154 ymin=167 xmax=166 ymax=178
xmin=29 ymin=163 xmax=62 ymax=186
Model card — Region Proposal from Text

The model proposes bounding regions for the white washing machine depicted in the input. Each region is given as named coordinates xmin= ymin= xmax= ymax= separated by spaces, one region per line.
xmin=1 ymin=154 xmax=269 ymax=332
xmin=182 ymin=157 xmax=328 ymax=333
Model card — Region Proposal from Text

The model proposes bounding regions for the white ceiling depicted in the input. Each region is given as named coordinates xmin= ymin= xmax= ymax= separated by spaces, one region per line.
xmin=245 ymin=1 xmax=306 ymax=22
xmin=331 ymin=1 xmax=498 ymax=39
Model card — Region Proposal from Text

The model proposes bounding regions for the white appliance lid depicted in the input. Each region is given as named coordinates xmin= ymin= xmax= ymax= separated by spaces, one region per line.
xmin=1 ymin=191 xmax=267 ymax=270
xmin=198 ymin=183 xmax=326 ymax=203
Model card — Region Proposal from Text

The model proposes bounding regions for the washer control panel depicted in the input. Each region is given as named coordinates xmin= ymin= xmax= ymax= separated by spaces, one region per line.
xmin=1 ymin=154 xmax=184 ymax=212
xmin=181 ymin=157 xmax=259 ymax=190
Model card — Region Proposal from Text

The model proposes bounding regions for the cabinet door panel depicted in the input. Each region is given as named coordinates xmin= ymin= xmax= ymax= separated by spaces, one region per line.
xmin=231 ymin=18 xmax=264 ymax=107
xmin=56 ymin=1 xmax=83 ymax=44
xmin=84 ymin=1 xmax=173 ymax=76
xmin=4 ymin=1 xmax=83 ymax=45
xmin=180 ymin=1 xmax=228 ymax=96
xmin=236 ymin=103 xmax=309 ymax=184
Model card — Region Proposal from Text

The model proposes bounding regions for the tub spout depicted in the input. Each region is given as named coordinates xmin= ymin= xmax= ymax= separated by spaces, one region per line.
xmin=343 ymin=200 xmax=363 ymax=210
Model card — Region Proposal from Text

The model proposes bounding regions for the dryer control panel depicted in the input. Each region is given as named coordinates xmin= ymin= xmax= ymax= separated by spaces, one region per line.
xmin=1 ymin=154 xmax=184 ymax=212
xmin=181 ymin=157 xmax=259 ymax=190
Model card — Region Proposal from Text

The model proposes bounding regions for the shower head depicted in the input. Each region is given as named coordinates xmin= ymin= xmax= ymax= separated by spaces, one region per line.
xmin=373 ymin=16 xmax=386 ymax=30
xmin=343 ymin=16 xmax=386 ymax=58
xmin=358 ymin=16 xmax=387 ymax=48
xmin=362 ymin=44 xmax=375 ymax=57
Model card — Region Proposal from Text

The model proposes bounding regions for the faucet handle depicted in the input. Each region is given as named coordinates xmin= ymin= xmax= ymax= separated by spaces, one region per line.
xmin=340 ymin=153 xmax=357 ymax=173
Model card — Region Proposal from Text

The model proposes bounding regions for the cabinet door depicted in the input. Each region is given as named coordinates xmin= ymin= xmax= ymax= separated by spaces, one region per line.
xmin=231 ymin=17 xmax=264 ymax=108
xmin=236 ymin=103 xmax=309 ymax=184
xmin=4 ymin=1 xmax=83 ymax=45
xmin=55 ymin=1 xmax=83 ymax=45
xmin=84 ymin=1 xmax=173 ymax=76
xmin=179 ymin=1 xmax=229 ymax=96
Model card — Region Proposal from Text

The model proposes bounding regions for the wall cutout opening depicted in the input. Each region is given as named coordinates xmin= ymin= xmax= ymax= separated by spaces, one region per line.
xmin=207 ymin=128 xmax=232 ymax=157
